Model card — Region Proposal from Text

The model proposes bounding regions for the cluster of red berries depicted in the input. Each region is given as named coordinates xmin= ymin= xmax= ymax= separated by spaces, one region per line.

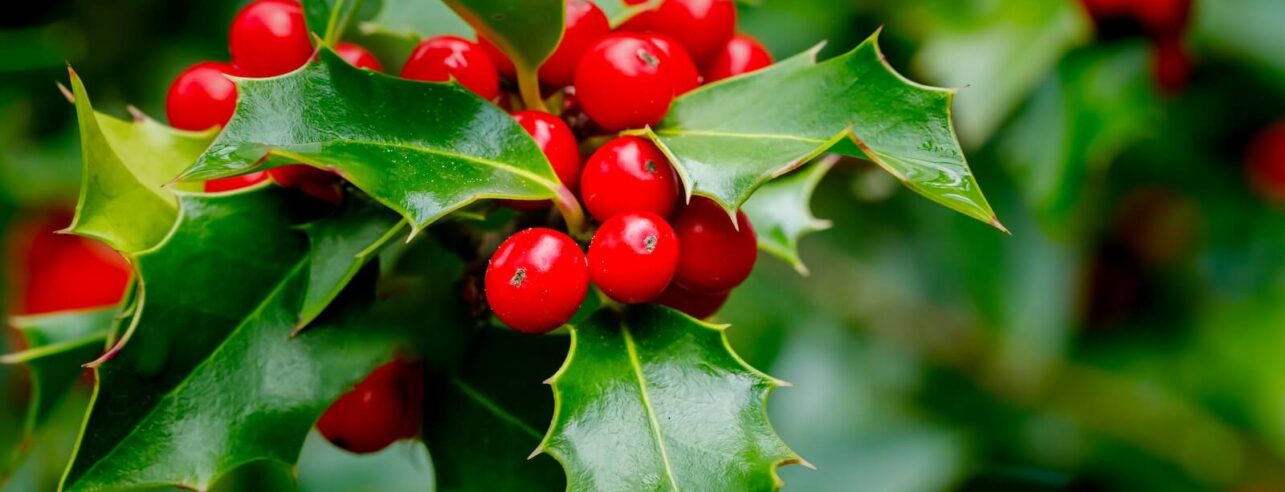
xmin=163 ymin=0 xmax=774 ymax=453
xmin=1078 ymin=0 xmax=1194 ymax=93
xmin=476 ymin=0 xmax=772 ymax=335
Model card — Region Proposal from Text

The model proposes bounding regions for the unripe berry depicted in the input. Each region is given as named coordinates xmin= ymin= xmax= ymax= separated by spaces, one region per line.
xmin=402 ymin=35 xmax=501 ymax=100
xmin=334 ymin=42 xmax=384 ymax=71
xmin=485 ymin=228 xmax=589 ymax=334
xmin=703 ymin=33 xmax=773 ymax=83
xmin=204 ymin=172 xmax=269 ymax=193
xmin=574 ymin=34 xmax=676 ymax=131
xmin=317 ymin=359 xmax=423 ymax=454
xmin=671 ymin=197 xmax=757 ymax=293
xmin=166 ymin=62 xmax=238 ymax=131
xmin=229 ymin=0 xmax=314 ymax=77
xmin=638 ymin=33 xmax=702 ymax=95
xmin=654 ymin=282 xmax=729 ymax=320
xmin=620 ymin=0 xmax=737 ymax=64
xmin=588 ymin=212 xmax=680 ymax=303
xmin=502 ymin=110 xmax=582 ymax=210
xmin=579 ymin=136 xmax=681 ymax=221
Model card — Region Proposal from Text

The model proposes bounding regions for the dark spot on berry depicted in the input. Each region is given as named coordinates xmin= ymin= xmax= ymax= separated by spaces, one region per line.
xmin=643 ymin=235 xmax=658 ymax=253
xmin=644 ymin=159 xmax=657 ymax=174
xmin=510 ymin=267 xmax=526 ymax=287
xmin=637 ymin=49 xmax=660 ymax=67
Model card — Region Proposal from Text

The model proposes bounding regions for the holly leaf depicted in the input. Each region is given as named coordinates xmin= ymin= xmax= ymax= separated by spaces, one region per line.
xmin=637 ymin=30 xmax=1006 ymax=232
xmin=742 ymin=156 xmax=834 ymax=275
xmin=179 ymin=48 xmax=580 ymax=236
xmin=59 ymin=189 xmax=408 ymax=492
xmin=296 ymin=194 xmax=405 ymax=332
xmin=443 ymin=0 xmax=562 ymax=72
xmin=538 ymin=306 xmax=805 ymax=491
xmin=593 ymin=0 xmax=659 ymax=25
xmin=64 ymin=69 xmax=213 ymax=254
xmin=424 ymin=329 xmax=566 ymax=491
xmin=1 ymin=308 xmax=115 ymax=431
xmin=359 ymin=0 xmax=472 ymax=41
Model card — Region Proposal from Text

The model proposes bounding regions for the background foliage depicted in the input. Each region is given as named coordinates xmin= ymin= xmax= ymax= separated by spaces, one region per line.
xmin=3 ymin=0 xmax=1285 ymax=490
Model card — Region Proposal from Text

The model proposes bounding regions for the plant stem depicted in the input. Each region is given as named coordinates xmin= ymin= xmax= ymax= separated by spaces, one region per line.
xmin=517 ymin=69 xmax=548 ymax=113
xmin=552 ymin=185 xmax=590 ymax=240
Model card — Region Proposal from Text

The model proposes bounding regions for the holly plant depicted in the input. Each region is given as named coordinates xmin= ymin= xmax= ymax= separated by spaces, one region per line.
xmin=4 ymin=0 xmax=1006 ymax=490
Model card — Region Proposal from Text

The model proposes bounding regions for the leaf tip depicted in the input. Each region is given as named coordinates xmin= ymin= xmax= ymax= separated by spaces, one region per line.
xmin=990 ymin=216 xmax=1011 ymax=235
xmin=56 ymin=81 xmax=74 ymax=104
xmin=526 ymin=445 xmax=546 ymax=460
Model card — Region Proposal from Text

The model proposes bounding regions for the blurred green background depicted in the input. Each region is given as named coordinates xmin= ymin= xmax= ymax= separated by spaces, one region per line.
xmin=4 ymin=0 xmax=1285 ymax=490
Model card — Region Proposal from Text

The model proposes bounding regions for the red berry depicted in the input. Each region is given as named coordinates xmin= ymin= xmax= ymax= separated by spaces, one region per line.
xmin=477 ymin=37 xmax=517 ymax=80
xmin=654 ymin=282 xmax=729 ymax=319
xmin=335 ymin=42 xmax=383 ymax=71
xmin=639 ymin=33 xmax=701 ymax=95
xmin=1135 ymin=0 xmax=1192 ymax=38
xmin=573 ymin=33 xmax=676 ymax=131
xmin=317 ymin=359 xmax=423 ymax=454
xmin=268 ymin=165 xmax=344 ymax=204
xmin=580 ymin=136 xmax=681 ymax=221
xmin=1151 ymin=37 xmax=1190 ymax=94
xmin=502 ymin=110 xmax=583 ymax=210
xmin=1247 ymin=122 xmax=1285 ymax=202
xmin=485 ymin=228 xmax=589 ymax=334
xmin=588 ymin=212 xmax=680 ymax=303
xmin=229 ymin=0 xmax=314 ymax=77
xmin=8 ymin=212 xmax=131 ymax=315
xmin=166 ymin=62 xmax=238 ymax=131
xmin=703 ymin=33 xmax=773 ymax=83
xmin=620 ymin=0 xmax=737 ymax=64
xmin=401 ymin=35 xmax=501 ymax=100
xmin=543 ymin=0 xmax=612 ymax=87
xmin=204 ymin=172 xmax=269 ymax=193
xmin=671 ymin=197 xmax=757 ymax=293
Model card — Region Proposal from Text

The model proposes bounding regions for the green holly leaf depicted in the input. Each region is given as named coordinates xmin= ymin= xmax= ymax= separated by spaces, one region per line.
xmin=1 ymin=308 xmax=114 ymax=430
xmin=637 ymin=31 xmax=1006 ymax=232
xmin=538 ymin=306 xmax=805 ymax=491
xmin=64 ymin=69 xmax=213 ymax=254
xmin=359 ymin=0 xmax=472 ymax=41
xmin=443 ymin=0 xmax=562 ymax=110
xmin=179 ymin=48 xmax=582 ymax=236
xmin=296 ymin=194 xmax=405 ymax=332
xmin=742 ymin=156 xmax=835 ymax=275
xmin=59 ymin=189 xmax=408 ymax=492
xmin=593 ymin=0 xmax=659 ymax=25
xmin=424 ymin=329 xmax=566 ymax=491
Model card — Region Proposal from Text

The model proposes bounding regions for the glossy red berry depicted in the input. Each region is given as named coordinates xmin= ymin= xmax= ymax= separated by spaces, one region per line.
xmin=588 ymin=212 xmax=680 ymax=303
xmin=402 ymin=35 xmax=500 ymax=100
xmin=654 ymin=283 xmax=729 ymax=319
xmin=1247 ymin=122 xmax=1285 ymax=202
xmin=580 ymin=136 xmax=681 ymax=221
xmin=229 ymin=0 xmax=313 ymax=77
xmin=620 ymin=0 xmax=737 ymax=63
xmin=317 ymin=359 xmax=423 ymax=454
xmin=268 ymin=165 xmax=344 ymax=204
xmin=547 ymin=0 xmax=613 ymax=87
xmin=477 ymin=37 xmax=517 ymax=80
xmin=204 ymin=172 xmax=269 ymax=193
xmin=166 ymin=62 xmax=238 ymax=131
xmin=574 ymin=33 xmax=676 ymax=131
xmin=485 ymin=228 xmax=589 ymax=334
xmin=671 ymin=197 xmax=757 ymax=293
xmin=335 ymin=42 xmax=383 ymax=71
xmin=703 ymin=33 xmax=773 ymax=83
xmin=502 ymin=110 xmax=583 ymax=210
xmin=639 ymin=33 xmax=701 ymax=95
xmin=8 ymin=212 xmax=131 ymax=315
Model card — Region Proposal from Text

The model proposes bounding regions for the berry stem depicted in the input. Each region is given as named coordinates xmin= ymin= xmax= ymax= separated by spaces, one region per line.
xmin=517 ymin=69 xmax=548 ymax=113
xmin=552 ymin=184 xmax=590 ymax=240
